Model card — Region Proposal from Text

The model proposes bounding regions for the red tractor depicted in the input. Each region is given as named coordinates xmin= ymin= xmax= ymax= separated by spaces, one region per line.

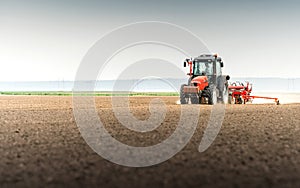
xmin=180 ymin=54 xmax=230 ymax=104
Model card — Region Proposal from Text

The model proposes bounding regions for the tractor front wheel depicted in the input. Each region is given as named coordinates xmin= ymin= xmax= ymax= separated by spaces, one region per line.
xmin=190 ymin=94 xmax=199 ymax=104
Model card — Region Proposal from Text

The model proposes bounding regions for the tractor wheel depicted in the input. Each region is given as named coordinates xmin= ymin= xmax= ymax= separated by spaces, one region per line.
xmin=208 ymin=86 xmax=217 ymax=105
xmin=190 ymin=94 xmax=199 ymax=104
xmin=221 ymin=86 xmax=229 ymax=104
xmin=180 ymin=84 xmax=189 ymax=104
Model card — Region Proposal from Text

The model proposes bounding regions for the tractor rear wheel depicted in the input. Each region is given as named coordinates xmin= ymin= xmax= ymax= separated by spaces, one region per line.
xmin=180 ymin=84 xmax=189 ymax=104
xmin=208 ymin=86 xmax=217 ymax=105
xmin=221 ymin=86 xmax=229 ymax=104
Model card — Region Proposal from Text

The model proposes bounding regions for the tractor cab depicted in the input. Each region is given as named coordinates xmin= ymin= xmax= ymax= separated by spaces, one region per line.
xmin=193 ymin=56 xmax=222 ymax=84
xmin=184 ymin=54 xmax=225 ymax=85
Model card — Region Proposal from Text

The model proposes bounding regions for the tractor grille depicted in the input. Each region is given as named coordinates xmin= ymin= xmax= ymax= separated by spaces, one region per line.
xmin=183 ymin=86 xmax=198 ymax=93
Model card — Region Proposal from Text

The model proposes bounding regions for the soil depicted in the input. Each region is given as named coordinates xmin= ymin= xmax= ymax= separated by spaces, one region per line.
xmin=0 ymin=96 xmax=299 ymax=188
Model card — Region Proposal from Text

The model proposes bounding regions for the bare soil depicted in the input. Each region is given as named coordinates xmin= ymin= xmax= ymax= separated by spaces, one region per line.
xmin=0 ymin=96 xmax=299 ymax=188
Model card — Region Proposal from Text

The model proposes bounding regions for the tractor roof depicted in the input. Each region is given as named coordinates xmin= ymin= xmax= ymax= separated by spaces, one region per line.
xmin=194 ymin=54 xmax=222 ymax=61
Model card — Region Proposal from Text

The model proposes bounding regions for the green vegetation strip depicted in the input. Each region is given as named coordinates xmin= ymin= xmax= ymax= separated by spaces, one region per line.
xmin=0 ymin=91 xmax=179 ymax=96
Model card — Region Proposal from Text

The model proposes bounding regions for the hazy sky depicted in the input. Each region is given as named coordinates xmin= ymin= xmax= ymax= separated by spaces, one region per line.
xmin=1 ymin=0 xmax=300 ymax=81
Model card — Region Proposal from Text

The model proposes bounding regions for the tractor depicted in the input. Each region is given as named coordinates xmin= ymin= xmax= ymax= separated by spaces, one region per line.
xmin=180 ymin=54 xmax=230 ymax=105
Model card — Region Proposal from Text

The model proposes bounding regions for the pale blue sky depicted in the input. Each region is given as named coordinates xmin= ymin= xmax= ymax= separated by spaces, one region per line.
xmin=1 ymin=0 xmax=300 ymax=81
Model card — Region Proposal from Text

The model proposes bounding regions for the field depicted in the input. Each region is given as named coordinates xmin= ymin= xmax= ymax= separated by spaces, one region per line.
xmin=0 ymin=96 xmax=299 ymax=188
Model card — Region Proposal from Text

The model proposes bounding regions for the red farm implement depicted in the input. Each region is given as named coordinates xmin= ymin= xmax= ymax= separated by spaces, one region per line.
xmin=228 ymin=81 xmax=280 ymax=105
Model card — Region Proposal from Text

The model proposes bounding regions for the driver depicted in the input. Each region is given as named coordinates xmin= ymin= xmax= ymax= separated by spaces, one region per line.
xmin=205 ymin=62 xmax=211 ymax=75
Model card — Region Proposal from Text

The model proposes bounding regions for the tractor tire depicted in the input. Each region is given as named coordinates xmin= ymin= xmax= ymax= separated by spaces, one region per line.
xmin=208 ymin=86 xmax=217 ymax=105
xmin=180 ymin=84 xmax=189 ymax=104
xmin=190 ymin=94 xmax=199 ymax=104
xmin=221 ymin=86 xmax=229 ymax=104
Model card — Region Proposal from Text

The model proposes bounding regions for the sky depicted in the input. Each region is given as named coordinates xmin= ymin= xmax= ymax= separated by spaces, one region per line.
xmin=1 ymin=0 xmax=300 ymax=81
